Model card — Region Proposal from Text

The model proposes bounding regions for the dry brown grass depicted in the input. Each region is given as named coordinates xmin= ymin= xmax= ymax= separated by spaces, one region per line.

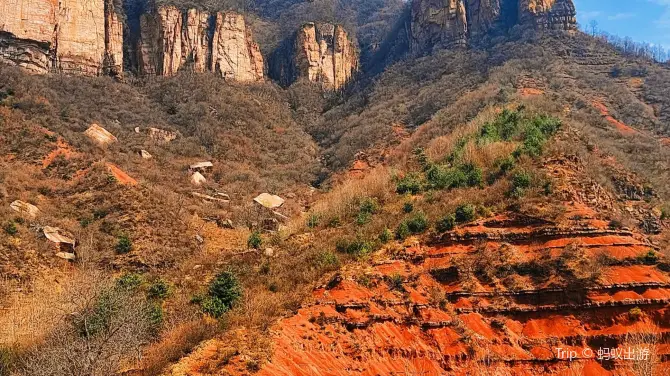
xmin=0 ymin=274 xmax=71 ymax=350
xmin=135 ymin=319 xmax=215 ymax=376
xmin=307 ymin=167 xmax=393 ymax=226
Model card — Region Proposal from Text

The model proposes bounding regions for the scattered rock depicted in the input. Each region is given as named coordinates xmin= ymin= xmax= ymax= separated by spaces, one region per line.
xmin=139 ymin=150 xmax=153 ymax=159
xmin=84 ymin=124 xmax=117 ymax=147
xmin=189 ymin=162 xmax=214 ymax=173
xmin=192 ymin=192 xmax=229 ymax=204
xmin=640 ymin=216 xmax=662 ymax=235
xmin=43 ymin=226 xmax=76 ymax=253
xmin=253 ymin=193 xmax=285 ymax=209
xmin=10 ymin=200 xmax=40 ymax=218
xmin=56 ymin=252 xmax=76 ymax=261
xmin=134 ymin=127 xmax=141 ymax=133
xmin=195 ymin=235 xmax=204 ymax=244
xmin=148 ymin=127 xmax=178 ymax=142
xmin=264 ymin=248 xmax=275 ymax=257
xmin=221 ymin=219 xmax=234 ymax=229
xmin=190 ymin=172 xmax=206 ymax=186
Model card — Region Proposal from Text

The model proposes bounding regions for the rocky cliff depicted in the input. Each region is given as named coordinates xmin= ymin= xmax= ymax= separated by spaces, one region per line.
xmin=269 ymin=23 xmax=359 ymax=90
xmin=411 ymin=0 xmax=577 ymax=53
xmin=135 ymin=6 xmax=264 ymax=82
xmin=0 ymin=0 xmax=123 ymax=75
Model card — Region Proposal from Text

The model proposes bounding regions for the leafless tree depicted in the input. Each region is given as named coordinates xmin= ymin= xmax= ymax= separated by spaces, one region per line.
xmin=15 ymin=270 xmax=159 ymax=376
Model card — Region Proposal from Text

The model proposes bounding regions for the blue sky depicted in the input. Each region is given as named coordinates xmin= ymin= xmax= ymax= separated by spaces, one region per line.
xmin=574 ymin=0 xmax=670 ymax=48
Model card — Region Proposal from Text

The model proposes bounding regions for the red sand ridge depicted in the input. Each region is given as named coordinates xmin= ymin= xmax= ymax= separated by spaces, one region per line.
xmin=591 ymin=100 xmax=638 ymax=136
xmin=106 ymin=163 xmax=137 ymax=186
xmin=177 ymin=208 xmax=670 ymax=375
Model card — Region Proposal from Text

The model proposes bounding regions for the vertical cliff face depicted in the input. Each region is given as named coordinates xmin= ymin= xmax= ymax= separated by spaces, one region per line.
xmin=0 ymin=0 xmax=122 ymax=75
xmin=135 ymin=7 xmax=264 ymax=82
xmin=411 ymin=0 xmax=576 ymax=53
xmin=411 ymin=0 xmax=468 ymax=53
xmin=269 ymin=23 xmax=359 ymax=90
xmin=520 ymin=0 xmax=577 ymax=30
xmin=104 ymin=0 xmax=124 ymax=76
xmin=55 ymin=0 xmax=107 ymax=75
xmin=0 ymin=0 xmax=56 ymax=73
xmin=210 ymin=12 xmax=264 ymax=82
xmin=182 ymin=9 xmax=210 ymax=73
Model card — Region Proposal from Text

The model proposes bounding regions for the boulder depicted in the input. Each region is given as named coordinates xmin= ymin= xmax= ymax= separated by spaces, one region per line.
xmin=84 ymin=124 xmax=117 ymax=147
xmin=191 ymin=172 xmax=206 ymax=186
xmin=147 ymin=127 xmax=178 ymax=142
xmin=10 ymin=200 xmax=40 ymax=218
xmin=140 ymin=150 xmax=153 ymax=159
xmin=254 ymin=193 xmax=285 ymax=209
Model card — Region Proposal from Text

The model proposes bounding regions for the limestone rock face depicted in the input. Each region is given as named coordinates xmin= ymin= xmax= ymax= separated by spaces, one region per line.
xmin=104 ymin=0 xmax=124 ymax=76
xmin=269 ymin=23 xmax=359 ymax=90
xmin=520 ymin=0 xmax=577 ymax=30
xmin=210 ymin=12 xmax=264 ymax=82
xmin=411 ymin=0 xmax=468 ymax=53
xmin=410 ymin=0 xmax=577 ymax=53
xmin=136 ymin=7 xmax=264 ymax=82
xmin=0 ymin=0 xmax=122 ymax=75
xmin=466 ymin=0 xmax=501 ymax=37
xmin=182 ymin=9 xmax=210 ymax=73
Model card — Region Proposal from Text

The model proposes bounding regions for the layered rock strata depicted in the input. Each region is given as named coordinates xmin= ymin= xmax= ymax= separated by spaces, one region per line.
xmin=0 ymin=0 xmax=123 ymax=75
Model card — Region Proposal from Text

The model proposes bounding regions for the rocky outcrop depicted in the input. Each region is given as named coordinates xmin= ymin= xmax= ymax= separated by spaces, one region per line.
xmin=135 ymin=7 xmax=264 ymax=82
xmin=269 ymin=23 xmax=359 ymax=90
xmin=411 ymin=0 xmax=577 ymax=53
xmin=411 ymin=0 xmax=468 ymax=52
xmin=0 ymin=0 xmax=123 ymax=75
xmin=210 ymin=12 xmax=264 ymax=82
xmin=519 ymin=0 xmax=577 ymax=30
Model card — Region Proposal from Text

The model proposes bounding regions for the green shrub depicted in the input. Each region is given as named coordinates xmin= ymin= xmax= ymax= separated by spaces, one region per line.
xmin=379 ymin=228 xmax=394 ymax=243
xmin=359 ymin=197 xmax=380 ymax=214
xmin=661 ymin=206 xmax=668 ymax=220
xmin=461 ymin=164 xmax=483 ymax=187
xmin=406 ymin=212 xmax=429 ymax=233
xmin=335 ymin=238 xmax=373 ymax=258
xmin=386 ymin=273 xmax=404 ymax=291
xmin=396 ymin=212 xmax=429 ymax=240
xmin=426 ymin=163 xmax=481 ymax=190
xmin=436 ymin=214 xmax=456 ymax=232
xmin=455 ymin=204 xmax=476 ymax=223
xmin=306 ymin=213 xmax=320 ymax=228
xmin=247 ymin=231 xmax=263 ymax=249
xmin=3 ymin=222 xmax=17 ymax=236
xmin=75 ymin=291 xmax=117 ymax=338
xmin=637 ymin=250 xmax=659 ymax=265
xmin=403 ymin=202 xmax=414 ymax=213
xmin=355 ymin=211 xmax=372 ymax=226
xmin=147 ymin=279 xmax=171 ymax=300
xmin=316 ymin=251 xmax=340 ymax=269
xmin=199 ymin=271 xmax=242 ymax=318
xmin=425 ymin=164 xmax=465 ymax=189
xmin=395 ymin=221 xmax=411 ymax=240
xmin=629 ymin=307 xmax=643 ymax=321
xmin=396 ymin=173 xmax=422 ymax=194
xmin=327 ymin=217 xmax=341 ymax=227
xmin=115 ymin=234 xmax=132 ymax=254
xmin=116 ymin=273 xmax=143 ymax=290
xmin=147 ymin=303 xmax=164 ymax=334
xmin=510 ymin=170 xmax=533 ymax=197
